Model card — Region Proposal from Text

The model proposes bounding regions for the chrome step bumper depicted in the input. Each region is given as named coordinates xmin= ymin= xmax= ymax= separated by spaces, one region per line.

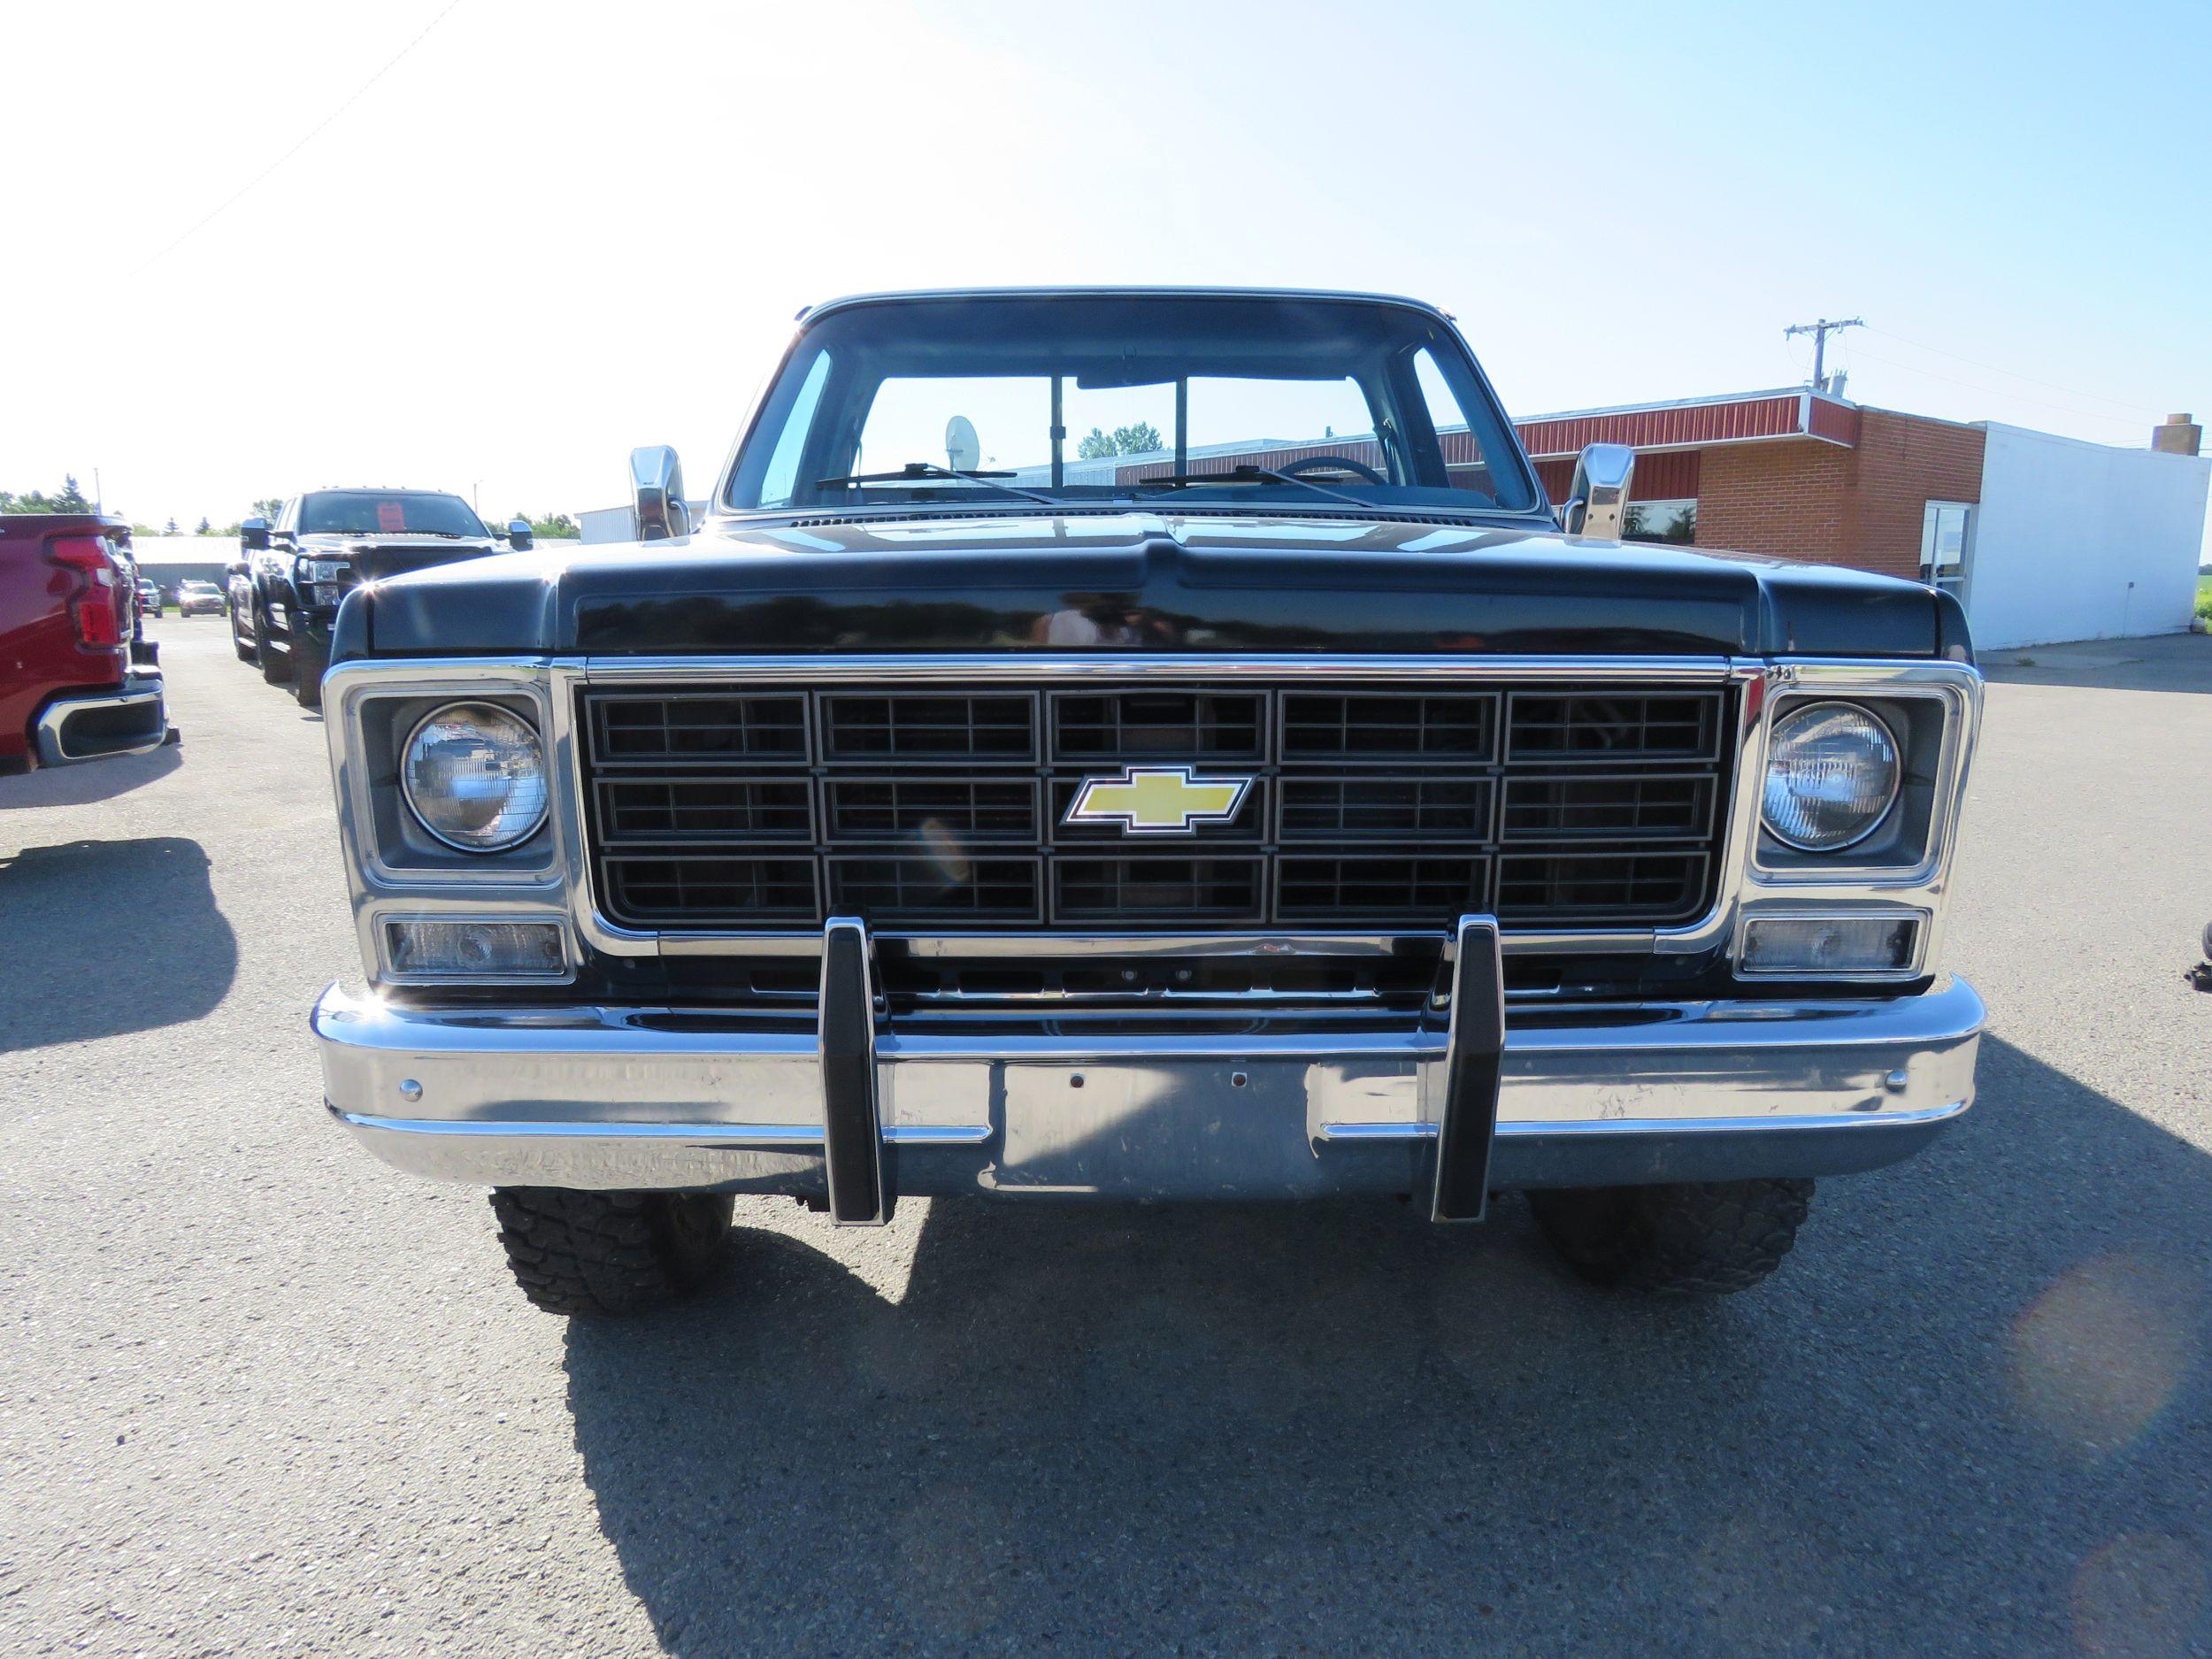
xmin=313 ymin=970 xmax=1983 ymax=1208
xmin=34 ymin=672 xmax=170 ymax=767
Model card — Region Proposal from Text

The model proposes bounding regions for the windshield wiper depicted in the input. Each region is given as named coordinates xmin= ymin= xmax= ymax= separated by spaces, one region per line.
xmin=1133 ymin=464 xmax=1374 ymax=511
xmin=814 ymin=461 xmax=1057 ymax=508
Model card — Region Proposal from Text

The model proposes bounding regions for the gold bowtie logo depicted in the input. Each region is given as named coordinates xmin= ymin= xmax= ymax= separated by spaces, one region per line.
xmin=1064 ymin=765 xmax=1252 ymax=834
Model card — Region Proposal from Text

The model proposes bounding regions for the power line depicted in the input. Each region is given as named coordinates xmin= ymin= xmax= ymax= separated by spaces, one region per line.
xmin=1783 ymin=317 xmax=1863 ymax=393
xmin=1863 ymin=325 xmax=2164 ymax=418
xmin=131 ymin=0 xmax=468 ymax=275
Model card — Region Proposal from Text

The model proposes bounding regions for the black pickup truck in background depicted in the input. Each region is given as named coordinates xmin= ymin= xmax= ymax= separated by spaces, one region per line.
xmin=228 ymin=488 xmax=532 ymax=709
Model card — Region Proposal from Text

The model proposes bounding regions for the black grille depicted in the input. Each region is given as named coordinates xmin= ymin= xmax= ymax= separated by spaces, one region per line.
xmin=1055 ymin=691 xmax=1265 ymax=759
xmin=820 ymin=693 xmax=1034 ymax=761
xmin=823 ymin=778 xmax=1038 ymax=841
xmin=1505 ymin=692 xmax=1720 ymax=763
xmin=827 ymin=856 xmax=1041 ymax=922
xmin=578 ymin=680 xmax=1734 ymax=931
xmin=1278 ymin=777 xmax=1492 ymax=841
xmin=597 ymin=778 xmax=812 ymax=841
xmin=1280 ymin=692 xmax=1494 ymax=761
xmin=601 ymin=854 xmax=818 ymax=922
xmin=592 ymin=693 xmax=806 ymax=763
xmin=1278 ymin=854 xmax=1488 ymax=922
xmin=1055 ymin=856 xmax=1267 ymax=922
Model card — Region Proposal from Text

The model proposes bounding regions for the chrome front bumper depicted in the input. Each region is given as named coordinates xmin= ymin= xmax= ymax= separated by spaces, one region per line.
xmin=314 ymin=974 xmax=1983 ymax=1208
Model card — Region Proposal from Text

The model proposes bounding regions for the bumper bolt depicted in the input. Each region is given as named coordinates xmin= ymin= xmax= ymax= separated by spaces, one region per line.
xmin=1883 ymin=1069 xmax=1909 ymax=1094
xmin=398 ymin=1079 xmax=423 ymax=1102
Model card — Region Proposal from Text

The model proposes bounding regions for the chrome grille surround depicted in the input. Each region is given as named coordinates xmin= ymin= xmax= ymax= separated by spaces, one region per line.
xmin=320 ymin=654 xmax=1983 ymax=995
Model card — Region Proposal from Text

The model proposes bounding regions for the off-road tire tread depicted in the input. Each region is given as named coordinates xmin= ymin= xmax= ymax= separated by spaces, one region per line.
xmin=292 ymin=641 xmax=325 ymax=710
xmin=257 ymin=608 xmax=290 ymax=685
xmin=488 ymin=1187 xmax=731 ymax=1317
xmin=1529 ymin=1177 xmax=1814 ymax=1296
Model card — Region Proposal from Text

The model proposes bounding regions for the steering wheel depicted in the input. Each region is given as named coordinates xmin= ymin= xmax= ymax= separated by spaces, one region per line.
xmin=1278 ymin=454 xmax=1387 ymax=485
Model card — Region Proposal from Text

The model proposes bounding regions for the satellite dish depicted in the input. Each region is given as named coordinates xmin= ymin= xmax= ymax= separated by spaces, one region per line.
xmin=945 ymin=416 xmax=979 ymax=473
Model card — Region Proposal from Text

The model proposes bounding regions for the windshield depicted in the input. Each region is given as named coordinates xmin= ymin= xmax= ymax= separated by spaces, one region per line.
xmin=726 ymin=295 xmax=1540 ymax=517
xmin=299 ymin=491 xmax=487 ymax=537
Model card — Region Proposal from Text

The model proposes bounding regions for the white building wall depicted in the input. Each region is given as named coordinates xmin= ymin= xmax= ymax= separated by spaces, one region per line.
xmin=577 ymin=502 xmax=708 ymax=544
xmin=1967 ymin=424 xmax=2211 ymax=650
xmin=578 ymin=505 xmax=635 ymax=544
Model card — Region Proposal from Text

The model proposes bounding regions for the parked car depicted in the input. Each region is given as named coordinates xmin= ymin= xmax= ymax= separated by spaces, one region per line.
xmin=135 ymin=578 xmax=163 ymax=618
xmin=176 ymin=579 xmax=226 ymax=617
xmin=1 ymin=513 xmax=173 ymax=776
xmin=311 ymin=288 xmax=1984 ymax=1316
xmin=231 ymin=489 xmax=532 ymax=709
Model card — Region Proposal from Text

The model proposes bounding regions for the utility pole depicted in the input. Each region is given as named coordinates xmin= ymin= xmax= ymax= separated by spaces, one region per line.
xmin=1784 ymin=317 xmax=1863 ymax=393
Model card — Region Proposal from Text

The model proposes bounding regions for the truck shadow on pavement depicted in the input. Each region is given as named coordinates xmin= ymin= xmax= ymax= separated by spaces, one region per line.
xmin=561 ymin=1034 xmax=2211 ymax=1658
xmin=0 ymin=837 xmax=236 ymax=1053
xmin=0 ymin=740 xmax=181 ymax=808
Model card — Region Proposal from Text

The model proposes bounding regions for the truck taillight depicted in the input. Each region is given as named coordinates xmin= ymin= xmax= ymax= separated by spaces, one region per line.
xmin=47 ymin=535 xmax=126 ymax=649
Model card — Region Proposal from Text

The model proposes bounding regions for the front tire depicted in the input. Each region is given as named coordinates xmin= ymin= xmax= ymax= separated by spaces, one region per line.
xmin=291 ymin=636 xmax=326 ymax=710
xmin=1528 ymin=1177 xmax=1813 ymax=1296
xmin=489 ymin=1187 xmax=734 ymax=1317
xmin=257 ymin=604 xmax=291 ymax=685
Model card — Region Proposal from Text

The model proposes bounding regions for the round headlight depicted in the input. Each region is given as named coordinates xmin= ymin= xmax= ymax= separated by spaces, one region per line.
xmin=1762 ymin=702 xmax=1901 ymax=852
xmin=401 ymin=702 xmax=548 ymax=852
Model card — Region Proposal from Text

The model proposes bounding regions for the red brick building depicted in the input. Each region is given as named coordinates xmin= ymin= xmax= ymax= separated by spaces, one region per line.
xmin=1115 ymin=388 xmax=1995 ymax=584
xmin=1516 ymin=389 xmax=1987 ymax=581
xmin=1102 ymin=388 xmax=2208 ymax=648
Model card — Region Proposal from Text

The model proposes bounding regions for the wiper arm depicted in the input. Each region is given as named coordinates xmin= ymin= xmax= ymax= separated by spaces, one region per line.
xmin=1134 ymin=464 xmax=1373 ymax=511
xmin=814 ymin=461 xmax=1057 ymax=508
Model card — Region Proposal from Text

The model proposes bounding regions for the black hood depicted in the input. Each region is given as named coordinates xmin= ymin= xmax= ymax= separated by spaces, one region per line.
xmin=337 ymin=512 xmax=1970 ymax=663
xmin=299 ymin=532 xmax=506 ymax=585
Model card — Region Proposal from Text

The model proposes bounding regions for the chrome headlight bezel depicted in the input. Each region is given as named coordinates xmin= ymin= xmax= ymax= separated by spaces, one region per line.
xmin=1759 ymin=699 xmax=1903 ymax=854
xmin=398 ymin=700 xmax=551 ymax=854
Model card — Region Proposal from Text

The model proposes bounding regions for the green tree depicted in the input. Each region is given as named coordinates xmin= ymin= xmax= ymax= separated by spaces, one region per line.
xmin=1111 ymin=421 xmax=1164 ymax=456
xmin=165 ymin=517 xmax=180 ymax=534
xmin=196 ymin=517 xmax=213 ymax=535
xmin=251 ymin=497 xmax=284 ymax=521
xmin=1077 ymin=426 xmax=1115 ymax=461
xmin=1 ymin=478 xmax=94 ymax=515
xmin=526 ymin=511 xmax=579 ymax=539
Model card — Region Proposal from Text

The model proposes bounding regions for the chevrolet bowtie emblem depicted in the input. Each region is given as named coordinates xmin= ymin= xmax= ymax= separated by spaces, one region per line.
xmin=1064 ymin=765 xmax=1253 ymax=835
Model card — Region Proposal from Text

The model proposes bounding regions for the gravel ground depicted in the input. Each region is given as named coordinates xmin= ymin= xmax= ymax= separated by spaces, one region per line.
xmin=3 ymin=621 xmax=2209 ymax=1658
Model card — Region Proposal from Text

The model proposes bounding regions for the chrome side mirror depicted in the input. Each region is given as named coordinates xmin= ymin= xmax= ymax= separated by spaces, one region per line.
xmin=1560 ymin=442 xmax=1635 ymax=540
xmin=629 ymin=445 xmax=688 ymax=541
xmin=507 ymin=518 xmax=534 ymax=551
xmin=240 ymin=515 xmax=272 ymax=551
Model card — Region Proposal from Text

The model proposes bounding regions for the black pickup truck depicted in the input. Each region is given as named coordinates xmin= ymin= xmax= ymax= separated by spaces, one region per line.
xmin=229 ymin=489 xmax=531 ymax=709
xmin=309 ymin=288 xmax=1984 ymax=1317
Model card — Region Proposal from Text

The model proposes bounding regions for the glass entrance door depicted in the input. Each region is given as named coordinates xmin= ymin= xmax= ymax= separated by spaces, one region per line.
xmin=1920 ymin=501 xmax=1973 ymax=601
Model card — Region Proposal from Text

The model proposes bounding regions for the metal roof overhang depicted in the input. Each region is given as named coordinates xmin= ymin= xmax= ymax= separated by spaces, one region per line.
xmin=1516 ymin=389 xmax=1860 ymax=459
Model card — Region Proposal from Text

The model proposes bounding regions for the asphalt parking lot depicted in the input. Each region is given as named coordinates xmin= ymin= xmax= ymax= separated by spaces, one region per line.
xmin=4 ymin=619 xmax=2210 ymax=1658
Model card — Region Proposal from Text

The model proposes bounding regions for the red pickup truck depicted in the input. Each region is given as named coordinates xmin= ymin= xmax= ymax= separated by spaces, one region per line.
xmin=0 ymin=513 xmax=173 ymax=776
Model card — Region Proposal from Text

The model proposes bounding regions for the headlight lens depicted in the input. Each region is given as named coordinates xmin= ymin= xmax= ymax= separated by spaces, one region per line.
xmin=1762 ymin=702 xmax=1901 ymax=852
xmin=401 ymin=702 xmax=549 ymax=852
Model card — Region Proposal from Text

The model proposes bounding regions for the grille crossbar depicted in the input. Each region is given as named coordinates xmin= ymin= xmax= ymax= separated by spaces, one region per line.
xmin=580 ymin=680 xmax=1734 ymax=933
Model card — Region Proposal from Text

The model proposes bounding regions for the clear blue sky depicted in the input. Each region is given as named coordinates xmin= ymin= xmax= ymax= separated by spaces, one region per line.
xmin=5 ymin=0 xmax=2206 ymax=534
